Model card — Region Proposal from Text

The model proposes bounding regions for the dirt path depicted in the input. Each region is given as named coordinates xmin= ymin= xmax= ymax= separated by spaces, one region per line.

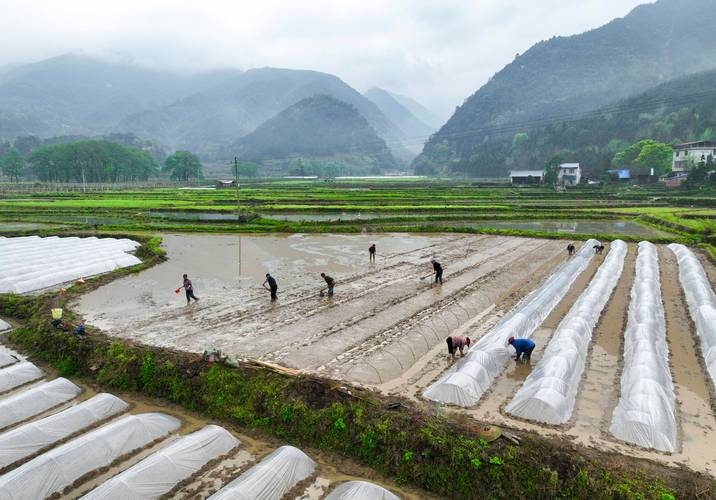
xmin=659 ymin=247 xmax=716 ymax=475
xmin=569 ymin=243 xmax=635 ymax=442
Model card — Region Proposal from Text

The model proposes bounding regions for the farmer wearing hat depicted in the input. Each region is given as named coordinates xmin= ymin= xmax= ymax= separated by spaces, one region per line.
xmin=508 ymin=336 xmax=535 ymax=363
xmin=431 ymin=258 xmax=443 ymax=285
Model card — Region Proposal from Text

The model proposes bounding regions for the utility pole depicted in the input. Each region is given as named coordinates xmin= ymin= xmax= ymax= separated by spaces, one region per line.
xmin=234 ymin=156 xmax=240 ymax=211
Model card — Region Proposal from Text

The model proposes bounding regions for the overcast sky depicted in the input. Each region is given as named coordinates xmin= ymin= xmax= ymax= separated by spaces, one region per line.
xmin=0 ymin=0 xmax=646 ymax=118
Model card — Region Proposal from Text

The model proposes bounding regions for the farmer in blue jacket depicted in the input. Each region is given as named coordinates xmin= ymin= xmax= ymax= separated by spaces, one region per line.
xmin=508 ymin=336 xmax=535 ymax=362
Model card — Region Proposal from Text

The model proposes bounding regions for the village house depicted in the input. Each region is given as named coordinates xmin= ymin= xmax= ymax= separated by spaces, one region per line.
xmin=558 ymin=163 xmax=582 ymax=186
xmin=672 ymin=141 xmax=716 ymax=172
xmin=509 ymin=170 xmax=544 ymax=185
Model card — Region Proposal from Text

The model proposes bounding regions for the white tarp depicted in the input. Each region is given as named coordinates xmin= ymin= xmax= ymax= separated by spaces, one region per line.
xmin=0 ymin=361 xmax=43 ymax=394
xmin=0 ymin=319 xmax=10 ymax=332
xmin=610 ymin=241 xmax=677 ymax=452
xmin=0 ymin=236 xmax=141 ymax=294
xmin=0 ymin=378 xmax=81 ymax=430
xmin=0 ymin=393 xmax=129 ymax=469
xmin=326 ymin=481 xmax=400 ymax=500
xmin=81 ymin=425 xmax=239 ymax=500
xmin=668 ymin=244 xmax=716 ymax=390
xmin=208 ymin=445 xmax=316 ymax=500
xmin=424 ymin=239 xmax=599 ymax=407
xmin=0 ymin=413 xmax=180 ymax=500
xmin=506 ymin=240 xmax=627 ymax=424
xmin=0 ymin=347 xmax=18 ymax=369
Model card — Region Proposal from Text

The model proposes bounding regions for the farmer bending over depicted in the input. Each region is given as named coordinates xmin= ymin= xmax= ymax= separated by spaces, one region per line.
xmin=180 ymin=273 xmax=199 ymax=305
xmin=321 ymin=273 xmax=335 ymax=296
xmin=431 ymin=258 xmax=443 ymax=285
xmin=446 ymin=335 xmax=471 ymax=358
xmin=508 ymin=336 xmax=535 ymax=362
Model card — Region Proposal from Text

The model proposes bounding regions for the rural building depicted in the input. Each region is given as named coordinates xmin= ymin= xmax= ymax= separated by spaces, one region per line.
xmin=662 ymin=172 xmax=689 ymax=188
xmin=558 ymin=163 xmax=582 ymax=186
xmin=630 ymin=166 xmax=657 ymax=184
xmin=215 ymin=179 xmax=237 ymax=188
xmin=510 ymin=170 xmax=544 ymax=185
xmin=672 ymin=141 xmax=716 ymax=172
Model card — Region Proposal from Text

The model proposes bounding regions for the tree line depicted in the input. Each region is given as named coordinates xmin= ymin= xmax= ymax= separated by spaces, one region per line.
xmin=0 ymin=137 xmax=204 ymax=183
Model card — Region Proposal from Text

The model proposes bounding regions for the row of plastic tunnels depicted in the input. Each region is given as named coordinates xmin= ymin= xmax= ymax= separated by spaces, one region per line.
xmin=424 ymin=239 xmax=716 ymax=453
xmin=0 ymin=331 xmax=400 ymax=500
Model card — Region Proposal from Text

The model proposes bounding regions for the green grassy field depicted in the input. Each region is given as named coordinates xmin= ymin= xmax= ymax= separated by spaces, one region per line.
xmin=0 ymin=180 xmax=713 ymax=251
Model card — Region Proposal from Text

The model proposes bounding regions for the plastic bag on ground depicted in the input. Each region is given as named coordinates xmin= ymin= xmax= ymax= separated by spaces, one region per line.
xmin=0 ymin=319 xmax=10 ymax=332
xmin=668 ymin=244 xmax=716 ymax=391
xmin=609 ymin=241 xmax=677 ymax=452
xmin=81 ymin=425 xmax=239 ymax=500
xmin=0 ymin=393 xmax=129 ymax=469
xmin=0 ymin=362 xmax=44 ymax=394
xmin=325 ymin=480 xmax=400 ymax=500
xmin=0 ymin=378 xmax=81 ymax=430
xmin=0 ymin=413 xmax=180 ymax=500
xmin=424 ymin=239 xmax=599 ymax=407
xmin=506 ymin=241 xmax=627 ymax=424
xmin=208 ymin=445 xmax=316 ymax=500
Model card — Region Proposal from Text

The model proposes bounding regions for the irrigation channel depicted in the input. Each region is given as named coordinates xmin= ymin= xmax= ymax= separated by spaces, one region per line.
xmin=71 ymin=233 xmax=716 ymax=478
xmin=0 ymin=325 xmax=430 ymax=500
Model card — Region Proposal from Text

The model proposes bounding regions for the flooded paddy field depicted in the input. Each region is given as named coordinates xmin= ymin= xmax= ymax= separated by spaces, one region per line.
xmin=75 ymin=232 xmax=716 ymax=478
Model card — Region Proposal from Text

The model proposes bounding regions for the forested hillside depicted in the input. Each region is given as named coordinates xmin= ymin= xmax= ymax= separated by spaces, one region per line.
xmin=233 ymin=95 xmax=397 ymax=172
xmin=414 ymin=0 xmax=716 ymax=176
xmin=440 ymin=68 xmax=716 ymax=178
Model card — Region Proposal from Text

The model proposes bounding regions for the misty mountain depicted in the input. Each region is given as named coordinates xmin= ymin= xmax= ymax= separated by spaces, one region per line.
xmin=119 ymin=67 xmax=411 ymax=161
xmin=0 ymin=54 xmax=414 ymax=162
xmin=364 ymin=87 xmax=435 ymax=154
xmin=414 ymin=0 xmax=716 ymax=176
xmin=0 ymin=53 xmax=239 ymax=138
xmin=387 ymin=91 xmax=443 ymax=130
xmin=232 ymin=95 xmax=397 ymax=171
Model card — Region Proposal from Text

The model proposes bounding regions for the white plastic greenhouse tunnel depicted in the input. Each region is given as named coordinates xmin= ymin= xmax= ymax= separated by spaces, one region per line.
xmin=0 ymin=236 xmax=141 ymax=294
xmin=0 ymin=393 xmax=129 ymax=469
xmin=0 ymin=413 xmax=180 ymax=500
xmin=81 ymin=425 xmax=239 ymax=500
xmin=208 ymin=445 xmax=317 ymax=500
xmin=0 ymin=361 xmax=43 ymax=394
xmin=325 ymin=480 xmax=401 ymax=500
xmin=423 ymin=239 xmax=599 ymax=407
xmin=609 ymin=241 xmax=677 ymax=452
xmin=505 ymin=240 xmax=627 ymax=424
xmin=668 ymin=243 xmax=716 ymax=391
xmin=0 ymin=377 xmax=81 ymax=430
xmin=0 ymin=347 xmax=17 ymax=369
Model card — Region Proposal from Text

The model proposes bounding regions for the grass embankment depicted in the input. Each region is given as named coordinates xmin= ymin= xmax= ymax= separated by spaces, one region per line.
xmin=0 ymin=237 xmax=713 ymax=499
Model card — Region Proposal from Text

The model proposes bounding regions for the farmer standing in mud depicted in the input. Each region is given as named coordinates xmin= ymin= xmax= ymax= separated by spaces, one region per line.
xmin=446 ymin=335 xmax=471 ymax=359
xmin=320 ymin=272 xmax=335 ymax=296
xmin=180 ymin=273 xmax=199 ymax=305
xmin=567 ymin=243 xmax=576 ymax=257
xmin=431 ymin=258 xmax=443 ymax=285
xmin=369 ymin=243 xmax=376 ymax=263
xmin=508 ymin=336 xmax=535 ymax=363
xmin=263 ymin=273 xmax=278 ymax=301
